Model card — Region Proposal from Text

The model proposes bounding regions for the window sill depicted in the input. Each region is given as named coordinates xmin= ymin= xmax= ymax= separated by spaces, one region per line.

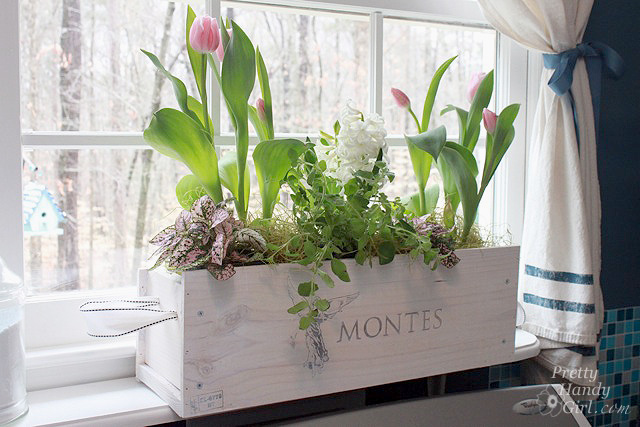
xmin=26 ymin=339 xmax=136 ymax=391
xmin=15 ymin=330 xmax=539 ymax=426
xmin=10 ymin=378 xmax=179 ymax=427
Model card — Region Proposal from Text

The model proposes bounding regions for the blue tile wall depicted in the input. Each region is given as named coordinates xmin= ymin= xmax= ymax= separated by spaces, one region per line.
xmin=581 ymin=306 xmax=640 ymax=427
xmin=487 ymin=306 xmax=640 ymax=427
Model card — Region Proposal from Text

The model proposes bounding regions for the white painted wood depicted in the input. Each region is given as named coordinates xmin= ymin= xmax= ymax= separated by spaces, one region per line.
xmin=137 ymin=269 xmax=183 ymax=392
xmin=369 ymin=12 xmax=383 ymax=115
xmin=0 ymin=0 xmax=24 ymax=277
xmin=493 ymin=35 xmax=529 ymax=245
xmin=137 ymin=246 xmax=519 ymax=418
xmin=15 ymin=377 xmax=180 ymax=427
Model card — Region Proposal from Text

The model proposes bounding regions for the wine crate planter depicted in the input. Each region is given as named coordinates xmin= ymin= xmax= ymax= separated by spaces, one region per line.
xmin=136 ymin=246 xmax=519 ymax=418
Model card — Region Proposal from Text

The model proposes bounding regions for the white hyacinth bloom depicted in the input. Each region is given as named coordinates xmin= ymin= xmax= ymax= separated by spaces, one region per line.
xmin=315 ymin=101 xmax=388 ymax=184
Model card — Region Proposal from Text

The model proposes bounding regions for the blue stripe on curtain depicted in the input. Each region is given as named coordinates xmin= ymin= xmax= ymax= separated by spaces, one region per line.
xmin=523 ymin=293 xmax=596 ymax=314
xmin=524 ymin=264 xmax=594 ymax=285
xmin=566 ymin=345 xmax=597 ymax=356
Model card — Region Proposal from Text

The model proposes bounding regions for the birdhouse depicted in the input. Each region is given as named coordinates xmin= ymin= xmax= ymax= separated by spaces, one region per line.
xmin=23 ymin=183 xmax=65 ymax=236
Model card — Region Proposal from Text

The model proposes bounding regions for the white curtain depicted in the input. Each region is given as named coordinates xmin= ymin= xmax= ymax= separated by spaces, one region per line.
xmin=477 ymin=0 xmax=603 ymax=386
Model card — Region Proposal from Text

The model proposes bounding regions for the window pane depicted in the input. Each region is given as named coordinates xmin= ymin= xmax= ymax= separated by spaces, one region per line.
xmin=19 ymin=1 xmax=203 ymax=132
xmin=220 ymin=3 xmax=370 ymax=134
xmin=22 ymin=149 xmax=188 ymax=295
xmin=383 ymin=19 xmax=496 ymax=135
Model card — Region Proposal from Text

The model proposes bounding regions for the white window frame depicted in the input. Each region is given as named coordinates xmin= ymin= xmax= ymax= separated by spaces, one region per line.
xmin=3 ymin=0 xmax=533 ymax=390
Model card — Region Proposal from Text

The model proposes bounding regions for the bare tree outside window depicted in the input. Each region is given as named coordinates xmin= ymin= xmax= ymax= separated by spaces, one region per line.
xmin=19 ymin=2 xmax=495 ymax=295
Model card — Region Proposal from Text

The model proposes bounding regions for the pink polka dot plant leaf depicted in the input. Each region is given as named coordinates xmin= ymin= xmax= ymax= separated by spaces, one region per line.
xmin=149 ymin=195 xmax=264 ymax=280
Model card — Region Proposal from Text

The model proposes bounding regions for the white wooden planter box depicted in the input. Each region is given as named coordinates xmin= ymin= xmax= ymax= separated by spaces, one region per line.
xmin=136 ymin=246 xmax=519 ymax=418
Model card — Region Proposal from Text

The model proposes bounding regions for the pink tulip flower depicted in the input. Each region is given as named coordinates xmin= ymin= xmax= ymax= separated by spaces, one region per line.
xmin=482 ymin=108 xmax=497 ymax=134
xmin=216 ymin=27 xmax=232 ymax=61
xmin=189 ymin=16 xmax=220 ymax=54
xmin=391 ymin=88 xmax=411 ymax=109
xmin=256 ymin=98 xmax=266 ymax=122
xmin=466 ymin=72 xmax=487 ymax=103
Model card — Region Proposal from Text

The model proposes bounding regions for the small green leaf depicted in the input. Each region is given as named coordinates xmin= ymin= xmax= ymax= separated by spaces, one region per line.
xmin=344 ymin=179 xmax=359 ymax=196
xmin=355 ymin=250 xmax=367 ymax=265
xmin=317 ymin=270 xmax=335 ymax=288
xmin=303 ymin=241 xmax=317 ymax=259
xmin=333 ymin=119 xmax=341 ymax=136
xmin=378 ymin=241 xmax=396 ymax=265
xmin=298 ymin=281 xmax=318 ymax=297
xmin=331 ymin=258 xmax=350 ymax=282
xmin=299 ymin=316 xmax=312 ymax=330
xmin=316 ymin=299 xmax=330 ymax=312
xmin=287 ymin=301 xmax=309 ymax=314
xmin=266 ymin=243 xmax=280 ymax=251
xmin=289 ymin=235 xmax=302 ymax=249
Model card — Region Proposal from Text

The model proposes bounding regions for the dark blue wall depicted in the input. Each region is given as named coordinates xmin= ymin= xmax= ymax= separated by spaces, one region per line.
xmin=584 ymin=0 xmax=640 ymax=310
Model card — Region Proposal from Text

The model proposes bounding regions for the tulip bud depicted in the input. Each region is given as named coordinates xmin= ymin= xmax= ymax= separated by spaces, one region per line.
xmin=466 ymin=72 xmax=487 ymax=103
xmin=189 ymin=16 xmax=220 ymax=54
xmin=391 ymin=88 xmax=411 ymax=109
xmin=482 ymin=108 xmax=497 ymax=134
xmin=256 ymin=98 xmax=266 ymax=122
xmin=216 ymin=27 xmax=232 ymax=61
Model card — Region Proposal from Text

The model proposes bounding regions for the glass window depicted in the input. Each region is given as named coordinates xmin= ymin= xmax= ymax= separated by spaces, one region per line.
xmin=19 ymin=0 xmax=203 ymax=132
xmin=18 ymin=1 xmax=501 ymax=296
xmin=220 ymin=3 xmax=370 ymax=134
xmin=22 ymin=149 xmax=188 ymax=294
xmin=382 ymin=18 xmax=496 ymax=136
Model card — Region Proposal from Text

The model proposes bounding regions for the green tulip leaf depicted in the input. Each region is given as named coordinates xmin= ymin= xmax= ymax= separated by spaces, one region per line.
xmin=143 ymin=108 xmax=223 ymax=203
xmin=221 ymin=20 xmax=256 ymax=220
xmin=140 ymin=49 xmax=200 ymax=125
xmin=438 ymin=142 xmax=479 ymax=239
xmin=219 ymin=150 xmax=250 ymax=210
xmin=406 ymin=125 xmax=447 ymax=161
xmin=187 ymin=96 xmax=214 ymax=134
xmin=256 ymin=47 xmax=274 ymax=140
xmin=253 ymin=138 xmax=306 ymax=218
xmin=248 ymin=104 xmax=269 ymax=142
xmin=176 ymin=174 xmax=206 ymax=210
xmin=441 ymin=104 xmax=469 ymax=146
xmin=465 ymin=70 xmax=494 ymax=151
xmin=481 ymin=103 xmax=520 ymax=194
xmin=421 ymin=55 xmax=457 ymax=132
xmin=403 ymin=185 xmax=440 ymax=215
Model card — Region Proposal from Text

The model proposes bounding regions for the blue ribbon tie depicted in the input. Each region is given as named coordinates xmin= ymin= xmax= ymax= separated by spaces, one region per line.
xmin=543 ymin=42 xmax=624 ymax=148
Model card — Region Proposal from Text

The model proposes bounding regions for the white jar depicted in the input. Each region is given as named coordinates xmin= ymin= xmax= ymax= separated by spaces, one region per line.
xmin=0 ymin=259 xmax=27 ymax=424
